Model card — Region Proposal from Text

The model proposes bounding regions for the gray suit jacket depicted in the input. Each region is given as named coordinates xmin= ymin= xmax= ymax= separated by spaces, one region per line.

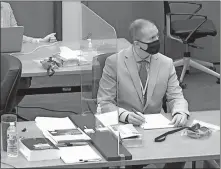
xmin=97 ymin=45 xmax=189 ymax=122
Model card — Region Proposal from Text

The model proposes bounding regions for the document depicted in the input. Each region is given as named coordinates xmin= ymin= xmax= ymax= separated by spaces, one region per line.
xmin=35 ymin=116 xmax=76 ymax=131
xmin=141 ymin=114 xmax=174 ymax=130
xmin=59 ymin=145 xmax=102 ymax=163
xmin=95 ymin=111 xmax=119 ymax=127
xmin=59 ymin=46 xmax=82 ymax=60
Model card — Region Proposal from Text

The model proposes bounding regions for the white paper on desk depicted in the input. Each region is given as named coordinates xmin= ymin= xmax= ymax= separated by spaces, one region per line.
xmin=95 ymin=111 xmax=119 ymax=127
xmin=192 ymin=120 xmax=220 ymax=131
xmin=141 ymin=114 xmax=174 ymax=130
xmin=59 ymin=46 xmax=88 ymax=62
xmin=60 ymin=46 xmax=80 ymax=60
xmin=35 ymin=117 xmax=76 ymax=131
xmin=59 ymin=145 xmax=102 ymax=163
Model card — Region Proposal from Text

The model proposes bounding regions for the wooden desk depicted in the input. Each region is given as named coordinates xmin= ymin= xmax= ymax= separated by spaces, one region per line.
xmin=1 ymin=110 xmax=220 ymax=168
xmin=16 ymin=38 xmax=130 ymax=78
xmin=15 ymin=38 xmax=131 ymax=95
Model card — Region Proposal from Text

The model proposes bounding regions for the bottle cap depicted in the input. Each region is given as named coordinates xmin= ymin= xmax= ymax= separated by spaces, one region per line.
xmin=9 ymin=122 xmax=15 ymax=126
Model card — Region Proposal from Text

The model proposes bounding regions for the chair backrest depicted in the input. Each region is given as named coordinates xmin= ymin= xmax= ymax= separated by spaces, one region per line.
xmin=163 ymin=1 xmax=171 ymax=27
xmin=1 ymin=54 xmax=22 ymax=115
xmin=91 ymin=52 xmax=116 ymax=99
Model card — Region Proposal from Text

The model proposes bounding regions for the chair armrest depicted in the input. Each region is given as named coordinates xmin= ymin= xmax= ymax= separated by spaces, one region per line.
xmin=168 ymin=1 xmax=201 ymax=6
xmin=167 ymin=13 xmax=207 ymax=43
xmin=168 ymin=1 xmax=202 ymax=19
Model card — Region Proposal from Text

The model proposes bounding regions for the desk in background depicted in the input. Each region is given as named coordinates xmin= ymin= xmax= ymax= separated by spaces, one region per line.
xmin=15 ymin=38 xmax=131 ymax=96
xmin=1 ymin=110 xmax=220 ymax=168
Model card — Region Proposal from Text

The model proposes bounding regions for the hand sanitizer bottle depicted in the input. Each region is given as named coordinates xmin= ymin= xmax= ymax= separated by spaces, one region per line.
xmin=95 ymin=104 xmax=103 ymax=130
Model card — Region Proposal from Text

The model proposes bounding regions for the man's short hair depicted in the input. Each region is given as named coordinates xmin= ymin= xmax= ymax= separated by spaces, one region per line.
xmin=129 ymin=19 xmax=156 ymax=41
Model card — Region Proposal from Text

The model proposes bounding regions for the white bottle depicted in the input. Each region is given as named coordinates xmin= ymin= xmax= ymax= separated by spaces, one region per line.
xmin=86 ymin=39 xmax=94 ymax=62
xmin=88 ymin=38 xmax=93 ymax=50
xmin=7 ymin=122 xmax=18 ymax=157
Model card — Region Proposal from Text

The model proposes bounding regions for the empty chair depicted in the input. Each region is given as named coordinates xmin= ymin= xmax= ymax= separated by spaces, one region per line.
xmin=163 ymin=1 xmax=220 ymax=88
xmin=1 ymin=54 xmax=28 ymax=121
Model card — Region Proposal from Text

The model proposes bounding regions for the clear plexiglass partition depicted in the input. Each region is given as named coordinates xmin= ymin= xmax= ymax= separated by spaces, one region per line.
xmin=79 ymin=3 xmax=123 ymax=157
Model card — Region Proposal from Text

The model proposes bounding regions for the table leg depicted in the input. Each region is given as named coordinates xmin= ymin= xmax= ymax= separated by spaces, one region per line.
xmin=192 ymin=161 xmax=196 ymax=169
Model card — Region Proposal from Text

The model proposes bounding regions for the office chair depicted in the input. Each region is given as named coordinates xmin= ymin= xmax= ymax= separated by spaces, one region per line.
xmin=164 ymin=1 xmax=220 ymax=89
xmin=1 ymin=54 xmax=28 ymax=121
xmin=83 ymin=53 xmax=115 ymax=114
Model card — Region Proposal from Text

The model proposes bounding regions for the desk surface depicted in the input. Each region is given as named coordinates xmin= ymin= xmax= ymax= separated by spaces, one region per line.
xmin=1 ymin=110 xmax=220 ymax=168
xmin=14 ymin=38 xmax=131 ymax=78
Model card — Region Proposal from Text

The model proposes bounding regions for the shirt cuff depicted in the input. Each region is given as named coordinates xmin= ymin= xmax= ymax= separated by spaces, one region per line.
xmin=119 ymin=109 xmax=130 ymax=123
xmin=172 ymin=111 xmax=190 ymax=119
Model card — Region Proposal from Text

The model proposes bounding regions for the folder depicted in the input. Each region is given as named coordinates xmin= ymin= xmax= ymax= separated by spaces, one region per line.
xmin=69 ymin=113 xmax=132 ymax=161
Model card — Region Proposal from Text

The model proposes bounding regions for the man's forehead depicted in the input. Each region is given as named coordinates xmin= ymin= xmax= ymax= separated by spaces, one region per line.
xmin=139 ymin=25 xmax=158 ymax=40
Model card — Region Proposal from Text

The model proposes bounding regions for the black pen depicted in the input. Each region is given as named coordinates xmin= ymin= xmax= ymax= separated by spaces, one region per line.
xmin=58 ymin=142 xmax=88 ymax=147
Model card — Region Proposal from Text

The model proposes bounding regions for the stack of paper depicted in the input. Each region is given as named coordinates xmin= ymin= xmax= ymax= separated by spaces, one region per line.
xmin=59 ymin=46 xmax=82 ymax=60
xmin=35 ymin=117 xmax=76 ymax=131
xmin=141 ymin=114 xmax=174 ymax=130
xmin=59 ymin=144 xmax=102 ymax=163
xmin=35 ymin=117 xmax=91 ymax=145
xmin=19 ymin=138 xmax=60 ymax=161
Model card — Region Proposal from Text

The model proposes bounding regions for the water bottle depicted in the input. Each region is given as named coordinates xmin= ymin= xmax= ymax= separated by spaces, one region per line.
xmin=7 ymin=122 xmax=18 ymax=157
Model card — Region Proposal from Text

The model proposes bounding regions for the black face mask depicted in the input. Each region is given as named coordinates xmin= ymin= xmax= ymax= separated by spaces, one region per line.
xmin=137 ymin=40 xmax=160 ymax=55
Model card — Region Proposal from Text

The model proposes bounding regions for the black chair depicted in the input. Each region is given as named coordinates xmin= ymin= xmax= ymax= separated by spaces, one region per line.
xmin=1 ymin=54 xmax=28 ymax=121
xmin=84 ymin=53 xmax=115 ymax=114
xmin=164 ymin=1 xmax=220 ymax=88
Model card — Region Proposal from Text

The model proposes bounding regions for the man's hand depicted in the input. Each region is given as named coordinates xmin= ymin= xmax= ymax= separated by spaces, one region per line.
xmin=41 ymin=33 xmax=57 ymax=42
xmin=170 ymin=113 xmax=188 ymax=127
xmin=127 ymin=111 xmax=145 ymax=126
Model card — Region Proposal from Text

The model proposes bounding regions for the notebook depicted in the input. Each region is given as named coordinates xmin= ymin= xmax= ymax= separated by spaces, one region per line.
xmin=59 ymin=144 xmax=102 ymax=163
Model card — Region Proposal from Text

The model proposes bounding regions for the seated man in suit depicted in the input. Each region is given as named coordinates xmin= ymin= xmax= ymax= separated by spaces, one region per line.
xmin=97 ymin=19 xmax=190 ymax=169
xmin=1 ymin=2 xmax=56 ymax=107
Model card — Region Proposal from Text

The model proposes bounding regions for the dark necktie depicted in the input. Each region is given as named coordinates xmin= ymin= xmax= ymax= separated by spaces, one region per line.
xmin=139 ymin=60 xmax=149 ymax=106
xmin=139 ymin=60 xmax=148 ymax=88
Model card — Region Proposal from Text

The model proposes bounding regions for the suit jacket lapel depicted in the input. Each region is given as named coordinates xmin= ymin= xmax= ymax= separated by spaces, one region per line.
xmin=143 ymin=54 xmax=161 ymax=111
xmin=124 ymin=46 xmax=143 ymax=103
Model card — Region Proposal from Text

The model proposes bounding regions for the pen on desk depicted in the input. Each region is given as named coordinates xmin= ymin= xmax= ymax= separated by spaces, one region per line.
xmin=58 ymin=142 xmax=88 ymax=147
xmin=79 ymin=159 xmax=100 ymax=162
